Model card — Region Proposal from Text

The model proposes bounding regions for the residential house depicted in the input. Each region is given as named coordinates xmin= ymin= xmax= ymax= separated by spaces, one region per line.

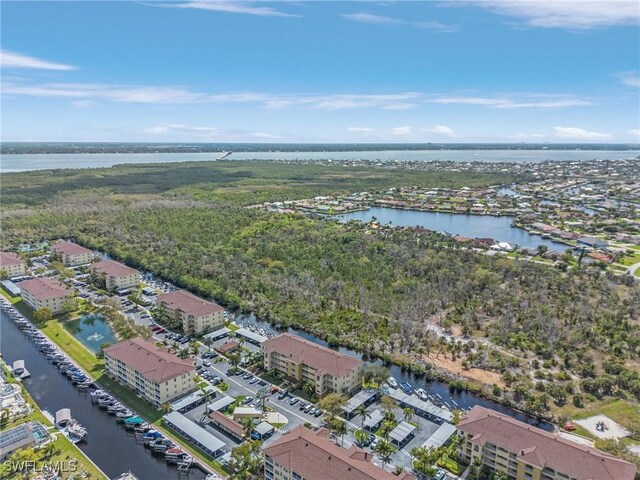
xmin=90 ymin=260 xmax=139 ymax=292
xmin=20 ymin=277 xmax=73 ymax=314
xmin=0 ymin=252 xmax=27 ymax=278
xmin=156 ymin=289 xmax=224 ymax=335
xmin=51 ymin=241 xmax=93 ymax=266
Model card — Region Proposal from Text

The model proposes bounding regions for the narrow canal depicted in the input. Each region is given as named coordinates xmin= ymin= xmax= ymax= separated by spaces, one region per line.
xmin=0 ymin=311 xmax=207 ymax=480
xmin=237 ymin=312 xmax=553 ymax=430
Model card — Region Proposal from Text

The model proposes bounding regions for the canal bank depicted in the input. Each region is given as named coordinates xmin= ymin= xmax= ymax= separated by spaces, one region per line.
xmin=0 ymin=307 xmax=209 ymax=480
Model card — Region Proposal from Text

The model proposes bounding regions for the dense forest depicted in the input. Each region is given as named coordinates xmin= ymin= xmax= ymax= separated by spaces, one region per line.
xmin=3 ymin=161 xmax=640 ymax=419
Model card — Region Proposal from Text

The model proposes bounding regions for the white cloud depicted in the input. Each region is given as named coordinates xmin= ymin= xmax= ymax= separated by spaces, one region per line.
xmin=628 ymin=129 xmax=640 ymax=138
xmin=348 ymin=127 xmax=373 ymax=133
xmin=70 ymin=100 xmax=94 ymax=108
xmin=143 ymin=123 xmax=280 ymax=141
xmin=508 ymin=132 xmax=547 ymax=140
xmin=468 ymin=1 xmax=639 ymax=30
xmin=342 ymin=12 xmax=457 ymax=32
xmin=431 ymin=96 xmax=592 ymax=109
xmin=554 ymin=126 xmax=612 ymax=140
xmin=427 ymin=125 xmax=456 ymax=137
xmin=164 ymin=1 xmax=299 ymax=17
xmin=0 ymin=50 xmax=77 ymax=71
xmin=615 ymin=71 xmax=640 ymax=88
xmin=391 ymin=126 xmax=413 ymax=136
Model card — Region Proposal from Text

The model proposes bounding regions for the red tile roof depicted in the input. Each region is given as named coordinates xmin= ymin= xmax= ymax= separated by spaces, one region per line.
xmin=90 ymin=260 xmax=138 ymax=278
xmin=0 ymin=252 xmax=25 ymax=267
xmin=104 ymin=337 xmax=194 ymax=384
xmin=157 ymin=290 xmax=223 ymax=317
xmin=263 ymin=333 xmax=363 ymax=378
xmin=264 ymin=425 xmax=414 ymax=480
xmin=52 ymin=241 xmax=92 ymax=256
xmin=458 ymin=406 xmax=637 ymax=480
xmin=209 ymin=411 xmax=244 ymax=438
xmin=20 ymin=277 xmax=72 ymax=300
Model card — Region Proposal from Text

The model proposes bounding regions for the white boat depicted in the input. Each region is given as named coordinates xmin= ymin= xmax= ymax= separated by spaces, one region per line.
xmin=415 ymin=388 xmax=429 ymax=401
xmin=387 ymin=377 xmax=398 ymax=389
xmin=68 ymin=421 xmax=88 ymax=441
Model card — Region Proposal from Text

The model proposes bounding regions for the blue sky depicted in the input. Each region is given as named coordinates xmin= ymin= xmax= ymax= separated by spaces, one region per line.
xmin=2 ymin=1 xmax=639 ymax=143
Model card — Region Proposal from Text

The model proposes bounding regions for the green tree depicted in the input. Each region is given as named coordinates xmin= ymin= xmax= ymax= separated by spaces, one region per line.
xmin=33 ymin=307 xmax=53 ymax=326
xmin=403 ymin=407 xmax=415 ymax=423
xmin=355 ymin=404 xmax=372 ymax=430
xmin=317 ymin=393 xmax=347 ymax=419
xmin=374 ymin=439 xmax=394 ymax=467
xmin=240 ymin=416 xmax=256 ymax=438
xmin=227 ymin=440 xmax=263 ymax=480
xmin=331 ymin=419 xmax=348 ymax=447
xmin=302 ymin=381 xmax=316 ymax=399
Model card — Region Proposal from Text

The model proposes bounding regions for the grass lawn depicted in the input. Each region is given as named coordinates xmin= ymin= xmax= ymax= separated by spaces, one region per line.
xmin=617 ymin=252 xmax=640 ymax=266
xmin=557 ymin=398 xmax=640 ymax=437
xmin=438 ymin=454 xmax=464 ymax=475
xmin=41 ymin=320 xmax=105 ymax=379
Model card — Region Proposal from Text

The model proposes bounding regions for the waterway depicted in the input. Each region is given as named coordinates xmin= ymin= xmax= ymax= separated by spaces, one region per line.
xmin=3 ymin=149 xmax=639 ymax=172
xmin=235 ymin=312 xmax=553 ymax=431
xmin=335 ymin=207 xmax=569 ymax=251
xmin=0 ymin=311 xmax=207 ymax=480
xmin=63 ymin=314 xmax=118 ymax=353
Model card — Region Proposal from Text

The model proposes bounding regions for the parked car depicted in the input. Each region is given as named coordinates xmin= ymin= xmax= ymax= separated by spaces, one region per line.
xmin=304 ymin=404 xmax=313 ymax=414
xmin=202 ymin=360 xmax=211 ymax=367
xmin=277 ymin=390 xmax=288 ymax=400
xmin=313 ymin=409 xmax=323 ymax=417
xmin=289 ymin=397 xmax=299 ymax=406
xmin=241 ymin=397 xmax=254 ymax=405
xmin=242 ymin=373 xmax=252 ymax=380
xmin=298 ymin=402 xmax=307 ymax=411
xmin=363 ymin=434 xmax=375 ymax=447
xmin=249 ymin=377 xmax=259 ymax=385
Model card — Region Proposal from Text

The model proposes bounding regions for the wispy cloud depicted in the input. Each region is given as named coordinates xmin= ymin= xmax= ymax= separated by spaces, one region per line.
xmin=465 ymin=1 xmax=639 ymax=30
xmin=342 ymin=12 xmax=457 ymax=32
xmin=615 ymin=70 xmax=640 ymax=88
xmin=347 ymin=127 xmax=373 ymax=133
xmin=391 ymin=126 xmax=413 ymax=136
xmin=508 ymin=132 xmax=547 ymax=140
xmin=143 ymin=123 xmax=281 ymax=140
xmin=431 ymin=95 xmax=592 ymax=109
xmin=554 ymin=126 xmax=612 ymax=140
xmin=629 ymin=129 xmax=640 ymax=138
xmin=0 ymin=50 xmax=77 ymax=71
xmin=161 ymin=1 xmax=299 ymax=17
xmin=427 ymin=125 xmax=456 ymax=137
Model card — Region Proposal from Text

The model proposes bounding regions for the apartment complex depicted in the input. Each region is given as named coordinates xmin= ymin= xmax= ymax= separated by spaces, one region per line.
xmin=20 ymin=277 xmax=73 ymax=314
xmin=90 ymin=260 xmax=139 ymax=292
xmin=0 ymin=252 xmax=27 ymax=278
xmin=457 ymin=406 xmax=637 ymax=480
xmin=262 ymin=333 xmax=363 ymax=396
xmin=157 ymin=289 xmax=224 ymax=335
xmin=104 ymin=337 xmax=195 ymax=406
xmin=263 ymin=425 xmax=415 ymax=480
xmin=51 ymin=241 xmax=93 ymax=266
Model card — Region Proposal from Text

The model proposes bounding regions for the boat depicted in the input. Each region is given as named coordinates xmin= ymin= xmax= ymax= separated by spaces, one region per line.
xmin=387 ymin=377 xmax=398 ymax=389
xmin=400 ymin=382 xmax=413 ymax=394
xmin=124 ymin=415 xmax=145 ymax=426
xmin=249 ymin=324 xmax=257 ymax=332
xmin=165 ymin=447 xmax=186 ymax=463
xmin=68 ymin=421 xmax=88 ymax=441
xmin=134 ymin=422 xmax=151 ymax=433
xmin=415 ymin=388 xmax=428 ymax=401
xmin=143 ymin=431 xmax=163 ymax=445
xmin=116 ymin=411 xmax=134 ymax=422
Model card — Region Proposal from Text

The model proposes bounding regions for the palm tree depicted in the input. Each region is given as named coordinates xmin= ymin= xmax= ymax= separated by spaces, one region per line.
xmin=241 ymin=416 xmax=256 ymax=438
xmin=355 ymin=404 xmax=371 ymax=430
xmin=161 ymin=403 xmax=171 ymax=414
xmin=203 ymin=336 xmax=214 ymax=352
xmin=331 ymin=420 xmax=348 ymax=447
xmin=403 ymin=407 xmax=414 ymax=423
xmin=374 ymin=440 xmax=394 ymax=467
xmin=302 ymin=381 xmax=315 ymax=399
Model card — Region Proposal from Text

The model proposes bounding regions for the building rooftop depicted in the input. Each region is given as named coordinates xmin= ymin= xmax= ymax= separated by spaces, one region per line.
xmin=0 ymin=252 xmax=25 ymax=267
xmin=90 ymin=259 xmax=138 ymax=277
xmin=20 ymin=277 xmax=72 ymax=301
xmin=157 ymin=289 xmax=223 ymax=317
xmin=209 ymin=411 xmax=244 ymax=438
xmin=263 ymin=333 xmax=363 ymax=378
xmin=104 ymin=337 xmax=194 ymax=384
xmin=51 ymin=241 xmax=92 ymax=256
xmin=459 ymin=406 xmax=637 ymax=480
xmin=263 ymin=425 xmax=414 ymax=480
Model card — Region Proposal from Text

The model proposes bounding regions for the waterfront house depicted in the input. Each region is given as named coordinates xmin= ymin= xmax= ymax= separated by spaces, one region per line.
xmin=20 ymin=277 xmax=73 ymax=313
xmin=104 ymin=337 xmax=195 ymax=407
xmin=263 ymin=425 xmax=415 ymax=480
xmin=90 ymin=260 xmax=139 ymax=292
xmin=576 ymin=236 xmax=608 ymax=250
xmin=0 ymin=252 xmax=27 ymax=278
xmin=262 ymin=333 xmax=363 ymax=397
xmin=457 ymin=406 xmax=636 ymax=480
xmin=156 ymin=289 xmax=224 ymax=335
xmin=51 ymin=241 xmax=94 ymax=266
xmin=0 ymin=422 xmax=49 ymax=461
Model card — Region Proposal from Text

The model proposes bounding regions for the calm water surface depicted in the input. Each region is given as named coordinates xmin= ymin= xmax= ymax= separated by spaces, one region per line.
xmin=3 ymin=150 xmax=639 ymax=172
xmin=0 ymin=311 xmax=206 ymax=480
xmin=63 ymin=314 xmax=118 ymax=353
xmin=336 ymin=207 xmax=569 ymax=250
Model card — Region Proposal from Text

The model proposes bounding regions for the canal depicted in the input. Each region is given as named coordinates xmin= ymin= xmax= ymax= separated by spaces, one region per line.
xmin=236 ymin=312 xmax=553 ymax=431
xmin=336 ymin=206 xmax=569 ymax=251
xmin=0 ymin=311 xmax=207 ymax=480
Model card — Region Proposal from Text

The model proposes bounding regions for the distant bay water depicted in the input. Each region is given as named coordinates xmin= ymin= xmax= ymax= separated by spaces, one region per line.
xmin=2 ymin=149 xmax=639 ymax=172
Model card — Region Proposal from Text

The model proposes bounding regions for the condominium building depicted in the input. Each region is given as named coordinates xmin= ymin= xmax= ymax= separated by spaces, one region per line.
xmin=104 ymin=337 xmax=195 ymax=407
xmin=0 ymin=252 xmax=27 ymax=278
xmin=20 ymin=277 xmax=73 ymax=314
xmin=51 ymin=241 xmax=93 ymax=266
xmin=157 ymin=289 xmax=224 ymax=335
xmin=262 ymin=333 xmax=363 ymax=396
xmin=90 ymin=260 xmax=139 ymax=292
xmin=263 ymin=425 xmax=415 ymax=480
xmin=457 ymin=406 xmax=637 ymax=480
